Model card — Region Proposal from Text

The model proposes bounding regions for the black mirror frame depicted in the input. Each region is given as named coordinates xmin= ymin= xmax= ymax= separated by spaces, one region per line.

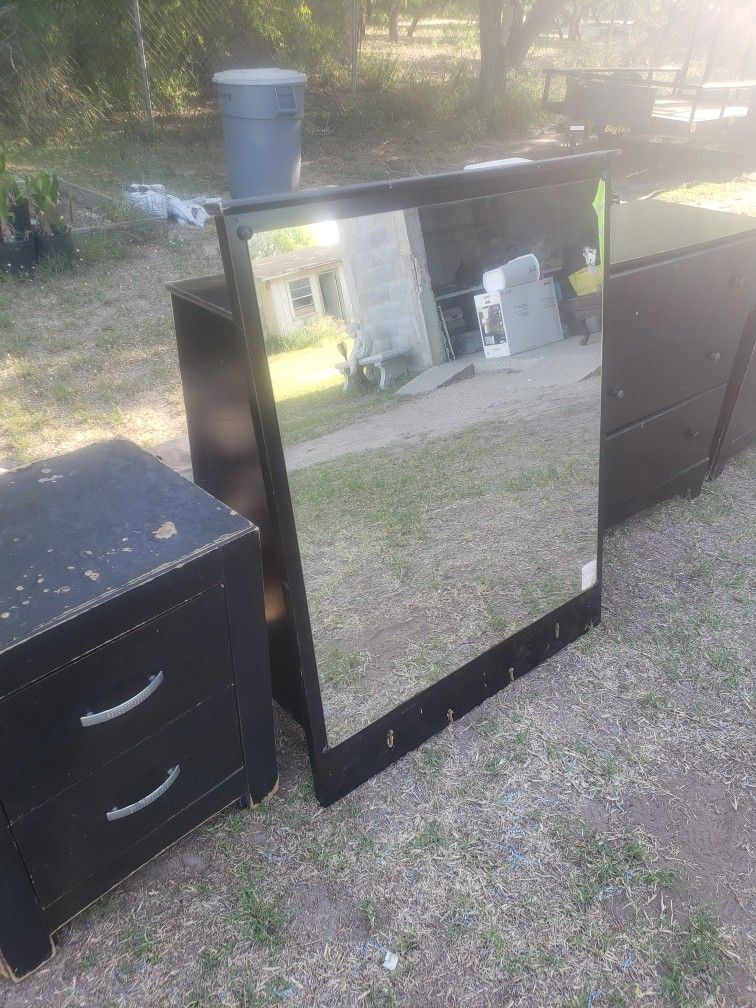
xmin=214 ymin=152 xmax=617 ymax=805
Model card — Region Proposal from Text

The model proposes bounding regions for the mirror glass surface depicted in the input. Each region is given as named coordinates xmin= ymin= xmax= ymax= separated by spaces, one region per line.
xmin=244 ymin=179 xmax=604 ymax=746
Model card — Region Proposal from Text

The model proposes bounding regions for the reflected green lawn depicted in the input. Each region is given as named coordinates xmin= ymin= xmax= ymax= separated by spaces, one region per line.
xmin=269 ymin=343 xmax=400 ymax=448
xmin=286 ymin=388 xmax=601 ymax=746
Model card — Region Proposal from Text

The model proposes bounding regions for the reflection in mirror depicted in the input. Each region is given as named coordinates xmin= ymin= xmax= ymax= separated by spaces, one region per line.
xmin=245 ymin=180 xmax=604 ymax=746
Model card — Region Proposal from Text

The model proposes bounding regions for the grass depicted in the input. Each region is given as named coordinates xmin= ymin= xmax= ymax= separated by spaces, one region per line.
xmin=660 ymin=907 xmax=729 ymax=1008
xmin=5 ymin=121 xmax=227 ymax=199
xmin=657 ymin=179 xmax=756 ymax=217
xmin=417 ymin=741 xmax=448 ymax=778
xmin=520 ymin=573 xmax=576 ymax=617
xmin=234 ymin=870 xmax=288 ymax=950
xmin=286 ymin=390 xmax=600 ymax=745
xmin=368 ymin=988 xmax=397 ymax=1008
xmin=319 ymin=648 xmax=367 ymax=689
xmin=0 ymin=228 xmax=200 ymax=464
xmin=359 ymin=898 xmax=377 ymax=930
xmin=288 ymin=417 xmax=590 ymax=546
xmin=568 ymin=830 xmax=681 ymax=908
xmin=637 ymin=690 xmax=667 ymax=719
xmin=265 ymin=340 xmax=400 ymax=449
xmin=405 ymin=820 xmax=449 ymax=860
xmin=120 ymin=924 xmax=160 ymax=964
xmin=265 ymin=315 xmax=343 ymax=356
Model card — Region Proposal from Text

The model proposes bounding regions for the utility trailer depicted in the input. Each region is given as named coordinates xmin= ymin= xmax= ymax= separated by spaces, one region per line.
xmin=543 ymin=66 xmax=755 ymax=140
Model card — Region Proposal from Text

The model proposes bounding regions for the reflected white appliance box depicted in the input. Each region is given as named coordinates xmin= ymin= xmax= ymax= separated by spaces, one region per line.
xmin=475 ymin=278 xmax=563 ymax=358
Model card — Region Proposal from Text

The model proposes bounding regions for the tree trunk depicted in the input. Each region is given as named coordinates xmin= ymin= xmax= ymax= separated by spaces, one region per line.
xmin=407 ymin=14 xmax=422 ymax=37
xmin=505 ymin=0 xmax=566 ymax=70
xmin=481 ymin=0 xmax=569 ymax=104
xmin=357 ymin=1 xmax=367 ymax=42
xmin=388 ymin=1 xmax=400 ymax=42
xmin=479 ymin=0 xmax=506 ymax=97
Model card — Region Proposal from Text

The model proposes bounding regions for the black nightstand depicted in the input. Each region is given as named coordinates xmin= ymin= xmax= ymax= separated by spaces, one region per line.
xmin=0 ymin=439 xmax=277 ymax=981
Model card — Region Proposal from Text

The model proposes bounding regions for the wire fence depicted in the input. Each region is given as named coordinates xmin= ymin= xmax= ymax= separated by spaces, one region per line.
xmin=0 ymin=0 xmax=354 ymax=145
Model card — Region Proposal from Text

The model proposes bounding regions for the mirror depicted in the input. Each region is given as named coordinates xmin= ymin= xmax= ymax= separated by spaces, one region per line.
xmin=241 ymin=179 xmax=604 ymax=748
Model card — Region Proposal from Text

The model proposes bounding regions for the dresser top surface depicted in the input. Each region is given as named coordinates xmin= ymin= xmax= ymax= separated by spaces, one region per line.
xmin=0 ymin=439 xmax=252 ymax=652
xmin=168 ymin=274 xmax=232 ymax=319
xmin=611 ymin=199 xmax=756 ymax=269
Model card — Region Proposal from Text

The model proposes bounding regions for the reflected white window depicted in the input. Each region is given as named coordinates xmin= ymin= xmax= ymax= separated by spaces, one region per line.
xmin=288 ymin=277 xmax=315 ymax=316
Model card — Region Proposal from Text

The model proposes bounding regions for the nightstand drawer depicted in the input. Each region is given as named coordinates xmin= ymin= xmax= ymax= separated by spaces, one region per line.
xmin=605 ymin=239 xmax=755 ymax=431
xmin=0 ymin=587 xmax=234 ymax=820
xmin=603 ymin=384 xmax=724 ymax=522
xmin=14 ymin=688 xmax=243 ymax=908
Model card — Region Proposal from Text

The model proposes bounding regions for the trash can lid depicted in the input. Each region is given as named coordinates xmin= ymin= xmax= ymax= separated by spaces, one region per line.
xmin=212 ymin=68 xmax=308 ymax=87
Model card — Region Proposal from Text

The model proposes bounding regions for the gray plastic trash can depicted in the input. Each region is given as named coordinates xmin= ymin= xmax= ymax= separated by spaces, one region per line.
xmin=213 ymin=68 xmax=308 ymax=199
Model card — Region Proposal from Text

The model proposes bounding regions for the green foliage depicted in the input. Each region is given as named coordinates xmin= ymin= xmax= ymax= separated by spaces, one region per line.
xmin=0 ymin=180 xmax=9 ymax=230
xmin=4 ymin=0 xmax=354 ymax=141
xmin=483 ymin=71 xmax=548 ymax=134
xmin=266 ymin=315 xmax=344 ymax=356
xmin=0 ymin=156 xmax=28 ymax=236
xmin=25 ymin=170 xmax=67 ymax=235
xmin=250 ymin=226 xmax=315 ymax=258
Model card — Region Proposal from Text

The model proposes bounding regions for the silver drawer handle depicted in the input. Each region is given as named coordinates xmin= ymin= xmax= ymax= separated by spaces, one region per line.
xmin=106 ymin=765 xmax=180 ymax=822
xmin=81 ymin=671 xmax=164 ymax=727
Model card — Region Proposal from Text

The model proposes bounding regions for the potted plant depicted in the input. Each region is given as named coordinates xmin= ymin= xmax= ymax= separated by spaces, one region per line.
xmin=26 ymin=170 xmax=75 ymax=263
xmin=0 ymin=158 xmax=36 ymax=276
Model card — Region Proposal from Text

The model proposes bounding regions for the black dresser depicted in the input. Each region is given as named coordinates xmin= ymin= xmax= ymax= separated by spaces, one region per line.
xmin=168 ymin=276 xmax=304 ymax=724
xmin=709 ymin=307 xmax=756 ymax=478
xmin=603 ymin=200 xmax=756 ymax=525
xmin=0 ymin=439 xmax=277 ymax=981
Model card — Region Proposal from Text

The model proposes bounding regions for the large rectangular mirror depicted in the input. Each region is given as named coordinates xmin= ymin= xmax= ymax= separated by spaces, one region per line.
xmin=217 ymin=157 xmax=611 ymax=803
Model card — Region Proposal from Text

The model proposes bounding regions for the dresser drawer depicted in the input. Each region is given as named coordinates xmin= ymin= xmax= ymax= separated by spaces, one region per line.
xmin=603 ymin=385 xmax=725 ymax=521
xmin=605 ymin=238 xmax=756 ymax=430
xmin=0 ymin=587 xmax=234 ymax=820
xmin=13 ymin=688 xmax=242 ymax=908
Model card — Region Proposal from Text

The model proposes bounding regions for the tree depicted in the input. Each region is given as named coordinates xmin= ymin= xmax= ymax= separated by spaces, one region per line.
xmin=406 ymin=0 xmax=449 ymax=37
xmin=479 ymin=0 xmax=569 ymax=98
xmin=378 ymin=0 xmax=450 ymax=43
xmin=388 ymin=0 xmax=401 ymax=40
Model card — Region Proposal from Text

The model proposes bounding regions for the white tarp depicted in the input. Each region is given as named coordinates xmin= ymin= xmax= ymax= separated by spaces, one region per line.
xmin=124 ymin=184 xmax=212 ymax=228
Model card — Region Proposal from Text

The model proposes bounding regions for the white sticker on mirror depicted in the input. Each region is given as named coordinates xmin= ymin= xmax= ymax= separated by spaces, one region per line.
xmin=581 ymin=558 xmax=597 ymax=590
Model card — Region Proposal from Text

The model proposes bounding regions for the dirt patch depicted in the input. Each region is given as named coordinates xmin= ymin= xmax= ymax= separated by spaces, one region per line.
xmin=623 ymin=777 xmax=755 ymax=933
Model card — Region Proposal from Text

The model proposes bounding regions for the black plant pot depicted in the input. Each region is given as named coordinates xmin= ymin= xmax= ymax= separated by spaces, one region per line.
xmin=0 ymin=236 xmax=36 ymax=277
xmin=35 ymin=228 xmax=76 ymax=264
xmin=10 ymin=198 xmax=32 ymax=236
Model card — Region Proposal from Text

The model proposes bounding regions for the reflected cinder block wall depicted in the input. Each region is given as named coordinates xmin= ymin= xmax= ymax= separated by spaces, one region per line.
xmin=339 ymin=210 xmax=446 ymax=372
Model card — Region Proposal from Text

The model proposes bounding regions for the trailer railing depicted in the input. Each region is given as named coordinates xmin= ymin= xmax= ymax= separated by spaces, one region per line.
xmin=543 ymin=66 xmax=756 ymax=136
